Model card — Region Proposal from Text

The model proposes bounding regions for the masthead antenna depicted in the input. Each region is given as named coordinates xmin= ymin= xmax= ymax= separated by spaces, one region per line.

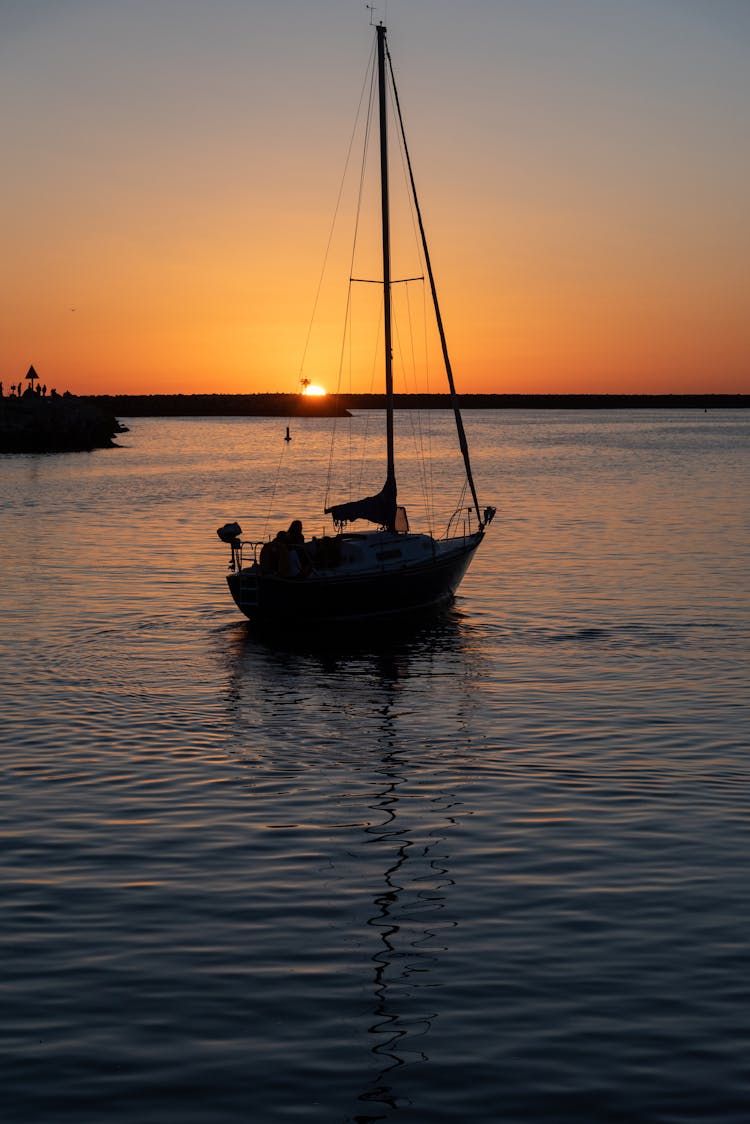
xmin=365 ymin=4 xmax=376 ymax=26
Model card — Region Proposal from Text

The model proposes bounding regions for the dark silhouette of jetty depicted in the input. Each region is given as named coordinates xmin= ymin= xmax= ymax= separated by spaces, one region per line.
xmin=85 ymin=392 xmax=747 ymax=417
xmin=86 ymin=393 xmax=352 ymax=418
xmin=338 ymin=393 xmax=748 ymax=411
xmin=1 ymin=377 xmax=125 ymax=454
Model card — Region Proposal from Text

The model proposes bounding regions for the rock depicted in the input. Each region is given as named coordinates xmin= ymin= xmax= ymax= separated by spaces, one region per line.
xmin=0 ymin=393 xmax=125 ymax=454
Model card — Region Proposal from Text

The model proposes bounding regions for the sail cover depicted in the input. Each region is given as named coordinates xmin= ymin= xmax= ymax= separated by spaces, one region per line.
xmin=326 ymin=476 xmax=397 ymax=529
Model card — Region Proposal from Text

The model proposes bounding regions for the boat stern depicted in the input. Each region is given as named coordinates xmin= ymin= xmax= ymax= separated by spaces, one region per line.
xmin=226 ymin=567 xmax=260 ymax=618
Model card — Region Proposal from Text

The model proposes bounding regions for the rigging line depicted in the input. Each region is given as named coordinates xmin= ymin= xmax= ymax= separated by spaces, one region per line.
xmin=356 ymin=296 xmax=383 ymax=492
xmin=387 ymin=70 xmax=426 ymax=303
xmin=263 ymin=436 xmax=290 ymax=541
xmin=344 ymin=52 xmax=379 ymax=347
xmin=392 ymin=108 xmax=433 ymax=524
xmin=393 ymin=78 xmax=437 ymax=530
xmin=297 ymin=38 xmax=377 ymax=384
xmin=326 ymin=51 xmax=378 ymax=509
xmin=345 ymin=62 xmax=379 ymax=500
xmin=324 ymin=279 xmax=355 ymax=509
xmin=385 ymin=70 xmax=436 ymax=532
xmin=403 ymin=280 xmax=434 ymax=526
xmin=330 ymin=62 xmax=377 ymax=396
xmin=385 ymin=37 xmax=486 ymax=528
xmin=444 ymin=477 xmax=469 ymax=540
xmin=391 ymin=281 xmax=431 ymax=524
xmin=421 ymin=277 xmax=436 ymax=530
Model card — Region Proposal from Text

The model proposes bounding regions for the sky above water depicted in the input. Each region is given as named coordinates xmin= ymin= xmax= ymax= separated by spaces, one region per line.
xmin=2 ymin=0 xmax=748 ymax=396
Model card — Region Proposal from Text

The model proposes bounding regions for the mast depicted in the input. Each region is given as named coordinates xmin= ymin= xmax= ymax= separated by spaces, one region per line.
xmin=377 ymin=23 xmax=395 ymax=490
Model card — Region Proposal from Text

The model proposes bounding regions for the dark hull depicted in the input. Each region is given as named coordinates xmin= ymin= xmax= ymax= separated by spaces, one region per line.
xmin=226 ymin=534 xmax=482 ymax=626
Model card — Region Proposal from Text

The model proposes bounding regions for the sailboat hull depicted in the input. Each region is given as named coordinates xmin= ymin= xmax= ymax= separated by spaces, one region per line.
xmin=226 ymin=531 xmax=483 ymax=627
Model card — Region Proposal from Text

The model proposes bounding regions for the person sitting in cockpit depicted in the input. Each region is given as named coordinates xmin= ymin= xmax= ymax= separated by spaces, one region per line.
xmin=287 ymin=520 xmax=304 ymax=545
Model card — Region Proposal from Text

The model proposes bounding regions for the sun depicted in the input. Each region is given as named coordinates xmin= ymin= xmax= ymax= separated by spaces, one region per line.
xmin=301 ymin=383 xmax=327 ymax=397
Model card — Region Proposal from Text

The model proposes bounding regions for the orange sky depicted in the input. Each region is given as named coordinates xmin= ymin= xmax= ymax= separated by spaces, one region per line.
xmin=1 ymin=0 xmax=748 ymax=396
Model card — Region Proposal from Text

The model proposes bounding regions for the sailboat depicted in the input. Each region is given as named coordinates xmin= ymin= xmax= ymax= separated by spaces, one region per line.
xmin=217 ymin=23 xmax=495 ymax=627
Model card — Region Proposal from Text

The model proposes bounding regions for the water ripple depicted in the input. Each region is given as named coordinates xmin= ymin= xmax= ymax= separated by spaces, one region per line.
xmin=1 ymin=413 xmax=749 ymax=1122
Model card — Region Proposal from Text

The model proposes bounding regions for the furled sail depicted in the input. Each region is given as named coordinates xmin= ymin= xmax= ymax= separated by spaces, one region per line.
xmin=325 ymin=476 xmax=397 ymax=529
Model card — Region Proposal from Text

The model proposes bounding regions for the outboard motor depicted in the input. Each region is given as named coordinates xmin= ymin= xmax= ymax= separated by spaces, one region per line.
xmin=217 ymin=522 xmax=243 ymax=572
xmin=217 ymin=521 xmax=242 ymax=544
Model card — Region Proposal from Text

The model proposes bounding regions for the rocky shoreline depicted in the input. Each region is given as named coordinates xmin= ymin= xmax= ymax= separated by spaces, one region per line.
xmin=0 ymin=393 xmax=126 ymax=454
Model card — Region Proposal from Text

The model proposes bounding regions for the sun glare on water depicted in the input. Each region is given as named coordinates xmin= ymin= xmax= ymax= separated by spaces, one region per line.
xmin=302 ymin=383 xmax=327 ymax=396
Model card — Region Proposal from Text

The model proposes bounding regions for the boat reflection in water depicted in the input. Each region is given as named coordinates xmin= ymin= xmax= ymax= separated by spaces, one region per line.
xmin=220 ymin=610 xmax=483 ymax=1117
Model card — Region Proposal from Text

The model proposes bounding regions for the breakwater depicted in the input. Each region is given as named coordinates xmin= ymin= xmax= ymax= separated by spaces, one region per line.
xmin=1 ymin=393 xmax=125 ymax=454
xmin=86 ymin=393 xmax=351 ymax=417
xmin=86 ymin=392 xmax=747 ymax=416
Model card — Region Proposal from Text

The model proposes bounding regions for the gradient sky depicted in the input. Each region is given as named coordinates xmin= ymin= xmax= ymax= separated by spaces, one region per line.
xmin=2 ymin=0 xmax=748 ymax=396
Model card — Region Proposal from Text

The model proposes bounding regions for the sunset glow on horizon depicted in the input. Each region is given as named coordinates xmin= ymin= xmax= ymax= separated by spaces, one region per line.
xmin=1 ymin=1 xmax=748 ymax=397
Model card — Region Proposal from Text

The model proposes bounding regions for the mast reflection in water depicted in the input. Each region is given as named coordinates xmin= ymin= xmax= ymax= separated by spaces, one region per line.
xmin=358 ymin=660 xmax=458 ymax=1118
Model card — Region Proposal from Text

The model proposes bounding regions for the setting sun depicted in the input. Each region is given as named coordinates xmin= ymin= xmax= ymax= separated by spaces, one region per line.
xmin=302 ymin=383 xmax=327 ymax=397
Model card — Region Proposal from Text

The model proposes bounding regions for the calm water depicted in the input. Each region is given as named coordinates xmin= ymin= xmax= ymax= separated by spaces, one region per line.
xmin=1 ymin=410 xmax=749 ymax=1123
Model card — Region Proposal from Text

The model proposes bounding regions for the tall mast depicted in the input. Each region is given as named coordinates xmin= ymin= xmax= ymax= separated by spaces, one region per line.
xmin=377 ymin=23 xmax=395 ymax=487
